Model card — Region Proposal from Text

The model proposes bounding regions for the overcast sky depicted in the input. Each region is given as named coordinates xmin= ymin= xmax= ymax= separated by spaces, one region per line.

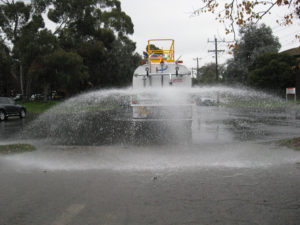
xmin=121 ymin=0 xmax=300 ymax=69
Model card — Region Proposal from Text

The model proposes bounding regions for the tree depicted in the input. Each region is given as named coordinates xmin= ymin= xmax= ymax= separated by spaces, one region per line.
xmin=24 ymin=29 xmax=80 ymax=98
xmin=25 ymin=29 xmax=89 ymax=98
xmin=0 ymin=0 xmax=140 ymax=98
xmin=236 ymin=24 xmax=281 ymax=64
xmin=47 ymin=0 xmax=133 ymax=36
xmin=0 ymin=1 xmax=32 ymax=43
xmin=0 ymin=39 xmax=12 ymax=96
xmin=47 ymin=0 xmax=137 ymax=88
xmin=12 ymin=16 xmax=47 ymax=97
xmin=223 ymin=23 xmax=281 ymax=84
xmin=42 ymin=48 xmax=88 ymax=95
xmin=193 ymin=0 xmax=299 ymax=40
xmin=194 ymin=63 xmax=225 ymax=84
xmin=223 ymin=59 xmax=248 ymax=84
xmin=248 ymin=52 xmax=297 ymax=93
xmin=0 ymin=0 xmax=45 ymax=97
xmin=96 ymin=35 xmax=142 ymax=87
xmin=143 ymin=44 xmax=161 ymax=60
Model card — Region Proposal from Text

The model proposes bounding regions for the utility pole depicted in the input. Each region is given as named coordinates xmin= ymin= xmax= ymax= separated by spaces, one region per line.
xmin=193 ymin=57 xmax=201 ymax=78
xmin=191 ymin=68 xmax=195 ymax=77
xmin=208 ymin=37 xmax=225 ymax=81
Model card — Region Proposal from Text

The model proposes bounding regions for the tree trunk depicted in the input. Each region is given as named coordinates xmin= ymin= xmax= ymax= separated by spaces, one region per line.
xmin=26 ymin=78 xmax=32 ymax=100
xmin=43 ymin=83 xmax=50 ymax=101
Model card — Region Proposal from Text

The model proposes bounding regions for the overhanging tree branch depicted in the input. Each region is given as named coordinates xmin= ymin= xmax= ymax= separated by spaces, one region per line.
xmin=192 ymin=0 xmax=300 ymax=41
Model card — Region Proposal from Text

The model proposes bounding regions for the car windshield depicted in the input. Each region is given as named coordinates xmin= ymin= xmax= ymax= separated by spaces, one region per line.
xmin=0 ymin=97 xmax=14 ymax=104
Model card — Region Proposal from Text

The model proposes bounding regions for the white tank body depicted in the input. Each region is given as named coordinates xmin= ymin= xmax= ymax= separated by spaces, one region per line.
xmin=131 ymin=39 xmax=194 ymax=121
xmin=133 ymin=64 xmax=191 ymax=89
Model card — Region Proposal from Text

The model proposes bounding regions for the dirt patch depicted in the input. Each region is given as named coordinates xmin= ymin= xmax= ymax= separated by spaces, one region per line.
xmin=0 ymin=144 xmax=36 ymax=154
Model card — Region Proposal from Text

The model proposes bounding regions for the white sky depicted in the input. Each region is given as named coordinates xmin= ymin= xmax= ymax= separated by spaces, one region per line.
xmin=121 ymin=0 xmax=300 ymax=70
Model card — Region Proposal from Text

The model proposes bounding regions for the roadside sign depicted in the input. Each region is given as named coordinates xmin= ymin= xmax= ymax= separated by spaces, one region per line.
xmin=286 ymin=87 xmax=296 ymax=102
xmin=286 ymin=87 xmax=296 ymax=94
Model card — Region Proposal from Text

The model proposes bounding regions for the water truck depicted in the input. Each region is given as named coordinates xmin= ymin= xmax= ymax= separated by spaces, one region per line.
xmin=131 ymin=39 xmax=194 ymax=129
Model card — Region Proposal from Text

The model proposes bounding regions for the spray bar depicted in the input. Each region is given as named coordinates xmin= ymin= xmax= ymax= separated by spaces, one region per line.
xmin=134 ymin=73 xmax=189 ymax=77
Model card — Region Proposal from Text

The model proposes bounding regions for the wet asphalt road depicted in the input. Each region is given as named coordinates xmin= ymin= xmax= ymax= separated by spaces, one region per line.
xmin=0 ymin=163 xmax=300 ymax=225
xmin=0 ymin=106 xmax=300 ymax=225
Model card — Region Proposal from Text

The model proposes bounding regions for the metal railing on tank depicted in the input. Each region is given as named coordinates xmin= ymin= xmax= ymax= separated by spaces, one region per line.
xmin=147 ymin=39 xmax=175 ymax=63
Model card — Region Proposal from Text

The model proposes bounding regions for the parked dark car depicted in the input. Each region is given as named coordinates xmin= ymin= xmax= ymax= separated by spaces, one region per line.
xmin=0 ymin=97 xmax=26 ymax=121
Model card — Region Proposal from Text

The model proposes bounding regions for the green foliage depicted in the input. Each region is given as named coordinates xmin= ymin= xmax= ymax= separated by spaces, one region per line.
xmin=47 ymin=0 xmax=133 ymax=38
xmin=18 ymin=29 xmax=58 ymax=98
xmin=223 ymin=59 xmax=248 ymax=84
xmin=22 ymin=100 xmax=60 ymax=113
xmin=46 ymin=0 xmax=139 ymax=88
xmin=0 ymin=0 xmax=139 ymax=98
xmin=194 ymin=63 xmax=225 ymax=84
xmin=0 ymin=1 xmax=32 ymax=42
xmin=248 ymin=53 xmax=297 ymax=93
xmin=236 ymin=24 xmax=281 ymax=64
xmin=0 ymin=1 xmax=48 ymax=98
xmin=224 ymin=23 xmax=281 ymax=84
xmin=143 ymin=44 xmax=161 ymax=60
xmin=280 ymin=137 xmax=300 ymax=151
xmin=31 ymin=0 xmax=52 ymax=14
xmin=0 ymin=39 xmax=13 ymax=96
xmin=43 ymin=48 xmax=88 ymax=93
xmin=0 ymin=144 xmax=36 ymax=154
xmin=94 ymin=35 xmax=142 ymax=87
xmin=102 ymin=7 xmax=134 ymax=34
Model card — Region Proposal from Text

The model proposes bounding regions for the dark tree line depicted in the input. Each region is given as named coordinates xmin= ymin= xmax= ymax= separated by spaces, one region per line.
xmin=0 ymin=0 xmax=142 ymax=99
xmin=194 ymin=23 xmax=298 ymax=95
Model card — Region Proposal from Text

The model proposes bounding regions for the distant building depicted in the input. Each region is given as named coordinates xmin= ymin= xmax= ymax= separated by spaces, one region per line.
xmin=281 ymin=47 xmax=300 ymax=99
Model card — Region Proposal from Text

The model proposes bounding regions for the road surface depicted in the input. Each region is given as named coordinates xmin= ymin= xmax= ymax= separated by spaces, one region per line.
xmin=0 ymin=105 xmax=300 ymax=225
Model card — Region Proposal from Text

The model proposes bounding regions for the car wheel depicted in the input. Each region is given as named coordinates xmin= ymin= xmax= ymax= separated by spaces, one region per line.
xmin=20 ymin=109 xmax=26 ymax=119
xmin=0 ymin=110 xmax=6 ymax=121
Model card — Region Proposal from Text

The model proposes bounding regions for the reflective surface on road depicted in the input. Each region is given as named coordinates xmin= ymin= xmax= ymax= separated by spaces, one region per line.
xmin=1 ymin=89 xmax=300 ymax=225
xmin=1 ymin=105 xmax=300 ymax=171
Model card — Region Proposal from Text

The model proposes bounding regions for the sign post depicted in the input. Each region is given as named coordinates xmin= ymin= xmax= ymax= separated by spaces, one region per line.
xmin=286 ymin=87 xmax=296 ymax=102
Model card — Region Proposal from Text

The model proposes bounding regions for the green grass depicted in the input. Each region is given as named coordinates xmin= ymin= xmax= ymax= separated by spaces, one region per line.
xmin=221 ymin=99 xmax=300 ymax=108
xmin=20 ymin=100 xmax=117 ymax=114
xmin=280 ymin=137 xmax=300 ymax=151
xmin=0 ymin=144 xmax=37 ymax=154
xmin=51 ymin=104 xmax=118 ymax=114
xmin=21 ymin=100 xmax=60 ymax=113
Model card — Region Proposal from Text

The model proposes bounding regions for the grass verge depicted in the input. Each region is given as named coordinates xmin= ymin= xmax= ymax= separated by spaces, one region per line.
xmin=0 ymin=144 xmax=37 ymax=154
xmin=21 ymin=101 xmax=60 ymax=114
xmin=20 ymin=100 xmax=117 ymax=114
xmin=221 ymin=99 xmax=300 ymax=108
xmin=280 ymin=137 xmax=300 ymax=151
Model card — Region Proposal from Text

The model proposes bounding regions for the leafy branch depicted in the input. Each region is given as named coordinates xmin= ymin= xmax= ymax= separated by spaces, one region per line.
xmin=192 ymin=0 xmax=300 ymax=41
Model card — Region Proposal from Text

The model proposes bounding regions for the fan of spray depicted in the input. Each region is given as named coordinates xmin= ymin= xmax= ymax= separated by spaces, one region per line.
xmin=19 ymin=85 xmax=283 ymax=145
